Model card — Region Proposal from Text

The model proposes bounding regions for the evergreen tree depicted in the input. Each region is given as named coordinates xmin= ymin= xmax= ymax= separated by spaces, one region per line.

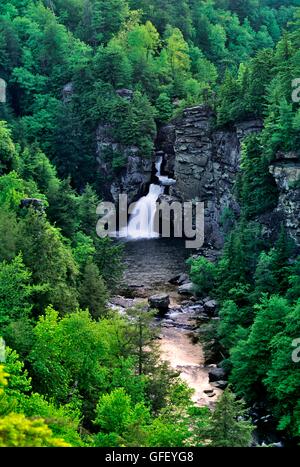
xmin=90 ymin=0 xmax=129 ymax=45
xmin=0 ymin=254 xmax=33 ymax=327
xmin=0 ymin=120 xmax=19 ymax=175
xmin=79 ymin=260 xmax=108 ymax=320
xmin=239 ymin=135 xmax=278 ymax=218
xmin=155 ymin=93 xmax=173 ymax=123
xmin=205 ymin=388 xmax=253 ymax=447
xmin=78 ymin=184 xmax=99 ymax=237
xmin=16 ymin=210 xmax=79 ymax=313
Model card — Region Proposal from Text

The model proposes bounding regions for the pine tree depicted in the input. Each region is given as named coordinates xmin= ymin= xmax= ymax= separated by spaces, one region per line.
xmin=0 ymin=121 xmax=19 ymax=175
xmin=78 ymin=184 xmax=99 ymax=237
xmin=155 ymin=93 xmax=173 ymax=124
xmin=79 ymin=260 xmax=108 ymax=320
xmin=205 ymin=388 xmax=253 ymax=447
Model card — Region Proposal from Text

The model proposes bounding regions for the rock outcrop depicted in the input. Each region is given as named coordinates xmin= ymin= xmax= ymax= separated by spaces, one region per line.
xmin=159 ymin=105 xmax=299 ymax=250
xmin=163 ymin=105 xmax=263 ymax=249
xmin=62 ymin=82 xmax=74 ymax=103
xmin=96 ymin=123 xmax=153 ymax=204
xmin=96 ymin=102 xmax=299 ymax=249
xmin=269 ymin=151 xmax=300 ymax=247
xmin=148 ymin=294 xmax=170 ymax=312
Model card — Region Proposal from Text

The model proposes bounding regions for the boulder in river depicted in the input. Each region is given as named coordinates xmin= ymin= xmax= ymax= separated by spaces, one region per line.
xmin=178 ymin=273 xmax=190 ymax=285
xmin=208 ymin=367 xmax=227 ymax=383
xmin=212 ymin=380 xmax=228 ymax=390
xmin=178 ymin=282 xmax=194 ymax=295
xmin=148 ymin=294 xmax=170 ymax=312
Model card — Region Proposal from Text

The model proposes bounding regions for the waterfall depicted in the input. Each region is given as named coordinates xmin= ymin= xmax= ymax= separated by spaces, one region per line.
xmin=124 ymin=156 xmax=175 ymax=239
xmin=156 ymin=156 xmax=176 ymax=187
xmin=127 ymin=184 xmax=164 ymax=238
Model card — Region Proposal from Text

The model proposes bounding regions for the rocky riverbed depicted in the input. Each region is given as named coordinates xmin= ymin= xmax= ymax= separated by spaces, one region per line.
xmin=111 ymin=237 xmax=224 ymax=409
xmin=158 ymin=302 xmax=223 ymax=407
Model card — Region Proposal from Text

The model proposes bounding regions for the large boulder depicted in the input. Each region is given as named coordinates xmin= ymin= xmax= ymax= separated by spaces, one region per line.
xmin=148 ymin=294 xmax=170 ymax=312
xmin=178 ymin=283 xmax=194 ymax=295
xmin=62 ymin=82 xmax=74 ymax=103
xmin=212 ymin=380 xmax=228 ymax=390
xmin=178 ymin=273 xmax=189 ymax=285
xmin=208 ymin=367 xmax=227 ymax=383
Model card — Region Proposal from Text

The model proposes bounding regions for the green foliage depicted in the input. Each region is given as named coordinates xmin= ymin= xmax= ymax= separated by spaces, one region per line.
xmin=0 ymin=120 xmax=19 ymax=174
xmin=94 ymin=388 xmax=150 ymax=446
xmin=112 ymin=91 xmax=157 ymax=157
xmin=46 ymin=177 xmax=79 ymax=238
xmin=286 ymin=257 xmax=300 ymax=302
xmin=263 ymin=300 xmax=300 ymax=437
xmin=205 ymin=388 xmax=254 ymax=447
xmin=230 ymin=295 xmax=290 ymax=401
xmin=79 ymin=260 xmax=108 ymax=319
xmin=0 ymin=207 xmax=18 ymax=262
xmin=218 ymin=300 xmax=244 ymax=350
xmin=0 ymin=412 xmax=70 ymax=447
xmin=16 ymin=211 xmax=79 ymax=314
xmin=187 ymin=257 xmax=216 ymax=296
xmin=238 ymin=135 xmax=278 ymax=218
xmin=0 ymin=0 xmax=299 ymax=448
xmin=94 ymin=237 xmax=124 ymax=291
xmin=0 ymin=254 xmax=33 ymax=327
xmin=216 ymin=221 xmax=263 ymax=297
xmin=155 ymin=93 xmax=173 ymax=124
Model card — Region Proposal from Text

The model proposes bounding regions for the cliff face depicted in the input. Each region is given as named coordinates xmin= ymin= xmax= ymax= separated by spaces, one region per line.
xmin=96 ymin=104 xmax=300 ymax=250
xmin=269 ymin=152 xmax=300 ymax=247
xmin=160 ymin=105 xmax=299 ymax=250
xmin=163 ymin=106 xmax=263 ymax=249
xmin=96 ymin=123 xmax=153 ymax=204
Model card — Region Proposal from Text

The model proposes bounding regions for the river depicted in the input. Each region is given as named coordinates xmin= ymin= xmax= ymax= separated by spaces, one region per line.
xmin=115 ymin=237 xmax=222 ymax=408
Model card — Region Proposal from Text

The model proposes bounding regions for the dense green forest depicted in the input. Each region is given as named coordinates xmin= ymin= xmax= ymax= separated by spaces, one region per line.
xmin=0 ymin=0 xmax=299 ymax=447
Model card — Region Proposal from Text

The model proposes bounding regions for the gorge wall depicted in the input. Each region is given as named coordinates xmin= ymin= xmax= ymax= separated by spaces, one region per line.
xmin=158 ymin=105 xmax=300 ymax=251
xmin=174 ymin=107 xmax=263 ymax=249
xmin=96 ymin=104 xmax=300 ymax=250
xmin=96 ymin=123 xmax=153 ymax=204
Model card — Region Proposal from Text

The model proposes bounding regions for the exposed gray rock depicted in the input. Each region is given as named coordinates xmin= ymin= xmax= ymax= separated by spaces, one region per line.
xmin=187 ymin=303 xmax=205 ymax=313
xmin=178 ymin=273 xmax=189 ymax=285
xmin=212 ymin=380 xmax=228 ymax=390
xmin=178 ymin=283 xmax=194 ymax=295
xmin=197 ymin=313 xmax=210 ymax=323
xmin=171 ymin=105 xmax=263 ymax=250
xmin=269 ymin=158 xmax=300 ymax=248
xmin=148 ymin=294 xmax=170 ymax=312
xmin=62 ymin=82 xmax=74 ymax=103
xmin=116 ymin=88 xmax=134 ymax=100
xmin=208 ymin=367 xmax=227 ymax=383
xmin=169 ymin=274 xmax=181 ymax=285
xmin=96 ymin=124 xmax=153 ymax=204
xmin=20 ymin=198 xmax=44 ymax=211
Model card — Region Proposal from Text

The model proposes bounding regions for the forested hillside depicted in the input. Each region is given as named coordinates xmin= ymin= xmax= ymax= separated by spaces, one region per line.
xmin=0 ymin=0 xmax=299 ymax=447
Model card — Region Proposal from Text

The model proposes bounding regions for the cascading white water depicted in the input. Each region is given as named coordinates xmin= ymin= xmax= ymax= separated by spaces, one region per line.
xmin=156 ymin=157 xmax=176 ymax=187
xmin=125 ymin=156 xmax=175 ymax=239
xmin=127 ymin=184 xmax=164 ymax=238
